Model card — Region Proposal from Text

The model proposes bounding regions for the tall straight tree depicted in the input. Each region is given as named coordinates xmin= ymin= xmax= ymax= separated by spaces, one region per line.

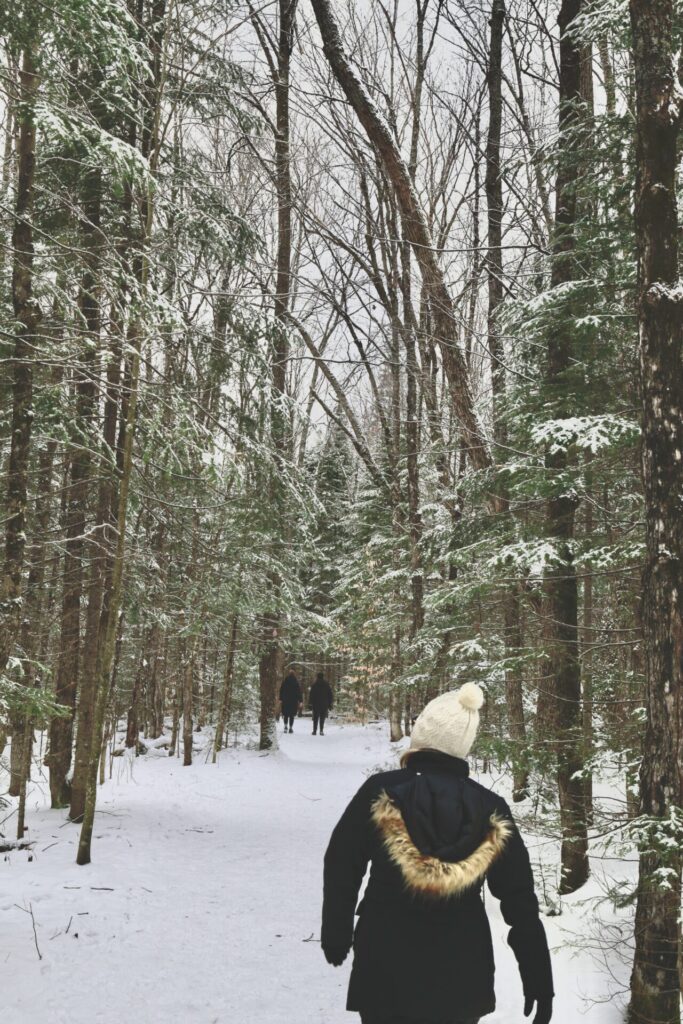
xmin=256 ymin=0 xmax=297 ymax=750
xmin=76 ymin=0 xmax=166 ymax=864
xmin=628 ymin=0 xmax=683 ymax=1020
xmin=1 ymin=44 xmax=39 ymax=809
xmin=485 ymin=0 xmax=528 ymax=802
xmin=0 ymin=46 xmax=38 ymax=678
xmin=543 ymin=0 xmax=589 ymax=894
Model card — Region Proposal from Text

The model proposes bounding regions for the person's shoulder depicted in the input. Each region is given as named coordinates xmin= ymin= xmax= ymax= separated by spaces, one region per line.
xmin=464 ymin=776 xmax=511 ymax=816
xmin=361 ymin=766 xmax=410 ymax=794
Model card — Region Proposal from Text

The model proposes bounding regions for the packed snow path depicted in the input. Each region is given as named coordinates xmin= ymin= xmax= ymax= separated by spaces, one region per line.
xmin=2 ymin=723 xmax=627 ymax=1023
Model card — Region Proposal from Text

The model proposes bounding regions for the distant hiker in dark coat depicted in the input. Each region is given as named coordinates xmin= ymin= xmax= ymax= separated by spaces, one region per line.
xmin=279 ymin=671 xmax=302 ymax=733
xmin=309 ymin=672 xmax=334 ymax=735
xmin=321 ymin=684 xmax=554 ymax=1024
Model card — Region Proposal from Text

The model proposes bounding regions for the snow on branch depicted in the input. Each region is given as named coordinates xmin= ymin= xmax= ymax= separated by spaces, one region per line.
xmin=531 ymin=415 xmax=639 ymax=455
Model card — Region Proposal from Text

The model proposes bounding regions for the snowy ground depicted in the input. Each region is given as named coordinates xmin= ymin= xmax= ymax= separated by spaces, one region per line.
xmin=2 ymin=722 xmax=631 ymax=1023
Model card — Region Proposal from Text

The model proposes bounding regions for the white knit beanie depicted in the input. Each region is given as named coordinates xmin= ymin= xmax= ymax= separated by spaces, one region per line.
xmin=409 ymin=684 xmax=485 ymax=759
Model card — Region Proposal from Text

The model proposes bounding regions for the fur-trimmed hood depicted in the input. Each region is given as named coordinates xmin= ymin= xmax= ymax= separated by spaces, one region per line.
xmin=371 ymin=790 xmax=512 ymax=898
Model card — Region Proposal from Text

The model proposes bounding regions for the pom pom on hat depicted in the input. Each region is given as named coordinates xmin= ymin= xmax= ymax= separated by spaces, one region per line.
xmin=457 ymin=682 xmax=485 ymax=712
xmin=409 ymin=683 xmax=485 ymax=760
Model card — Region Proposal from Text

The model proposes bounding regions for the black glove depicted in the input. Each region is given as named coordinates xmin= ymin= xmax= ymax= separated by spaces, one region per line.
xmin=509 ymin=920 xmax=554 ymax=1024
xmin=323 ymin=944 xmax=349 ymax=967
xmin=525 ymin=994 xmax=553 ymax=1024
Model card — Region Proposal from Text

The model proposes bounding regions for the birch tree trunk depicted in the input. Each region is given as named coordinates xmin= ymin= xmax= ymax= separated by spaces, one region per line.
xmin=629 ymin=0 xmax=683 ymax=1019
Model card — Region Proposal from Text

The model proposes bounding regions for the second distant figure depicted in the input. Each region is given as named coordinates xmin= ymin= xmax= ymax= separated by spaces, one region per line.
xmin=280 ymin=670 xmax=303 ymax=733
xmin=309 ymin=672 xmax=334 ymax=735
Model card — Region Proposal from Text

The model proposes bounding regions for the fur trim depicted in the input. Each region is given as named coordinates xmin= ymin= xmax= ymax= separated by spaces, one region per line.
xmin=371 ymin=791 xmax=512 ymax=898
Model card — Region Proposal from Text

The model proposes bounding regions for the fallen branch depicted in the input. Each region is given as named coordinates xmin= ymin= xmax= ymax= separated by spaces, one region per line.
xmin=0 ymin=839 xmax=33 ymax=853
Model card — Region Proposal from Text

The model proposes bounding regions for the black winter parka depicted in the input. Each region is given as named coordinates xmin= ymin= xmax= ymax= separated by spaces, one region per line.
xmin=279 ymin=674 xmax=302 ymax=714
xmin=321 ymin=750 xmax=553 ymax=1021
xmin=309 ymin=678 xmax=334 ymax=712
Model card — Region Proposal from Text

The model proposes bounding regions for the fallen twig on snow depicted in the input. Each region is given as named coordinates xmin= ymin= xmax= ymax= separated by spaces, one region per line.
xmin=14 ymin=903 xmax=42 ymax=961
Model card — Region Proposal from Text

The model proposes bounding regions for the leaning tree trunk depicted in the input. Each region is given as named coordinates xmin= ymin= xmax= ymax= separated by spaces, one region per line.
xmin=308 ymin=0 xmax=490 ymax=472
xmin=402 ymin=3 xmax=426 ymax=677
xmin=629 ymin=1 xmax=683 ymax=1021
xmin=0 ymin=47 xmax=39 ymax=681
xmin=544 ymin=0 xmax=590 ymax=894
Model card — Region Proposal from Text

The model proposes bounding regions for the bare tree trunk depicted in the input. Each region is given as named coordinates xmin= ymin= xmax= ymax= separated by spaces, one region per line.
xmin=1 ymin=47 xmax=39 ymax=802
xmin=68 ymin=164 xmax=112 ymax=822
xmin=13 ymin=432 xmax=57 ymax=820
xmin=259 ymin=623 xmax=281 ymax=751
xmin=75 ymin=0 xmax=165 ymax=864
xmin=389 ymin=690 xmax=403 ymax=743
xmin=485 ymin=0 xmax=529 ymax=802
xmin=258 ymin=0 xmax=297 ymax=750
xmin=170 ymin=682 xmax=180 ymax=757
xmin=544 ymin=0 xmax=589 ymax=895
xmin=15 ymin=714 xmax=33 ymax=841
xmin=0 ymin=46 xmax=39 ymax=682
xmin=629 ymin=0 xmax=683 ymax=1020
xmin=76 ymin=319 xmax=143 ymax=864
xmin=402 ymin=3 xmax=427 ymax=664
xmin=582 ymin=454 xmax=594 ymax=824
xmin=597 ymin=37 xmax=616 ymax=116
xmin=213 ymin=614 xmax=238 ymax=762
xmin=182 ymin=644 xmax=194 ymax=767
xmin=48 ymin=200 xmax=101 ymax=807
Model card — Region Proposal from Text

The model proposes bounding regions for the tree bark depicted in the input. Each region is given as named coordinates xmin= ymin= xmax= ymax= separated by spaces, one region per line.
xmin=48 ymin=162 xmax=101 ymax=808
xmin=258 ymin=0 xmax=297 ymax=750
xmin=485 ymin=0 xmax=530 ymax=802
xmin=213 ymin=614 xmax=238 ymax=762
xmin=68 ymin=162 xmax=111 ymax=822
xmin=629 ymin=0 xmax=683 ymax=1020
xmin=182 ymin=644 xmax=194 ymax=767
xmin=544 ymin=0 xmax=590 ymax=895
xmin=0 ymin=47 xmax=39 ymax=682
xmin=75 ymin=0 xmax=165 ymax=864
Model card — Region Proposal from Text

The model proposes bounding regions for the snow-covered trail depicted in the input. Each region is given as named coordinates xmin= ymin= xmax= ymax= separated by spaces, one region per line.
xmin=2 ymin=723 xmax=627 ymax=1024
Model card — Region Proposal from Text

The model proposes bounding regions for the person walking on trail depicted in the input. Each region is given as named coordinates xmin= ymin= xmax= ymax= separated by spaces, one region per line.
xmin=320 ymin=683 xmax=554 ymax=1024
xmin=309 ymin=672 xmax=334 ymax=735
xmin=279 ymin=670 xmax=302 ymax=733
